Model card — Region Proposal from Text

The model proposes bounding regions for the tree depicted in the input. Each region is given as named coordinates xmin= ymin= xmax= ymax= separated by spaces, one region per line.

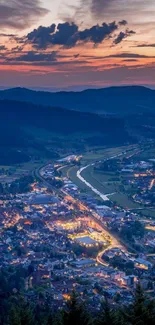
xmin=125 ymin=283 xmax=155 ymax=325
xmin=52 ymin=311 xmax=63 ymax=325
xmin=8 ymin=305 xmax=21 ymax=325
xmin=62 ymin=291 xmax=91 ymax=325
xmin=34 ymin=302 xmax=52 ymax=325
xmin=20 ymin=302 xmax=34 ymax=325
xmin=0 ymin=182 xmax=4 ymax=194
xmin=132 ymin=283 xmax=148 ymax=324
xmin=96 ymin=298 xmax=125 ymax=325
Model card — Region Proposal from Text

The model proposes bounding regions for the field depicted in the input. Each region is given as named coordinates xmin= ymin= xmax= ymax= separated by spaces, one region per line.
xmin=111 ymin=193 xmax=140 ymax=209
xmin=139 ymin=209 xmax=155 ymax=219
xmin=135 ymin=147 xmax=155 ymax=160
xmin=0 ymin=159 xmax=47 ymax=184
xmin=82 ymin=145 xmax=131 ymax=164
xmin=59 ymin=145 xmax=141 ymax=208
xmin=67 ymin=166 xmax=92 ymax=192
xmin=80 ymin=165 xmax=140 ymax=209
xmin=81 ymin=166 xmax=116 ymax=194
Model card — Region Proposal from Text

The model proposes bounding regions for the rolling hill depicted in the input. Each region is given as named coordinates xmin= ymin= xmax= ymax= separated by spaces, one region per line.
xmin=0 ymin=86 xmax=155 ymax=115
xmin=0 ymin=100 xmax=132 ymax=164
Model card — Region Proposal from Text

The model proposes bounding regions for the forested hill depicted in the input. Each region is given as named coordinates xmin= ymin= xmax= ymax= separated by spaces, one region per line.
xmin=0 ymin=86 xmax=155 ymax=115
xmin=0 ymin=99 xmax=125 ymax=134
xmin=0 ymin=100 xmax=132 ymax=165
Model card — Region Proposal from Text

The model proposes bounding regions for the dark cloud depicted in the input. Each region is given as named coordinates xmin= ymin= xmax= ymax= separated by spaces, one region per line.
xmin=0 ymin=33 xmax=16 ymax=37
xmin=11 ymin=46 xmax=24 ymax=52
xmin=74 ymin=54 xmax=80 ymax=58
xmin=114 ymin=29 xmax=135 ymax=44
xmin=9 ymin=51 xmax=58 ymax=63
xmin=0 ymin=0 xmax=48 ymax=30
xmin=90 ymin=0 xmax=115 ymax=18
xmin=119 ymin=20 xmax=128 ymax=26
xmin=51 ymin=22 xmax=78 ymax=46
xmin=78 ymin=0 xmax=155 ymax=31
xmin=107 ymin=53 xmax=154 ymax=58
xmin=2 ymin=52 xmax=88 ymax=67
xmin=0 ymin=45 xmax=6 ymax=51
xmin=74 ymin=0 xmax=119 ymax=24
xmin=27 ymin=23 xmax=79 ymax=49
xmin=80 ymin=0 xmax=155 ymax=21
xmin=79 ymin=21 xmax=118 ymax=43
xmin=136 ymin=43 xmax=155 ymax=47
xmin=27 ymin=21 xmax=119 ymax=49
xmin=2 ymin=50 xmax=87 ymax=66
xmin=27 ymin=25 xmax=56 ymax=49
xmin=27 ymin=22 xmax=79 ymax=49
xmin=123 ymin=59 xmax=138 ymax=62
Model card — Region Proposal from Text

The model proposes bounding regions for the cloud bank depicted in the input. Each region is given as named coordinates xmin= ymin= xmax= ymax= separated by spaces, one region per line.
xmin=0 ymin=0 xmax=48 ymax=29
xmin=26 ymin=20 xmax=134 ymax=49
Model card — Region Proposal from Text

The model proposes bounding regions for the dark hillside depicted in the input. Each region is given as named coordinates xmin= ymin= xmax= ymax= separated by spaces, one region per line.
xmin=0 ymin=100 xmax=132 ymax=164
xmin=1 ymin=86 xmax=155 ymax=115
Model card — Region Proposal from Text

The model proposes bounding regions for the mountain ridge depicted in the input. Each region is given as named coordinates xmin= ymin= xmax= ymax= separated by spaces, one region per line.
xmin=0 ymin=85 xmax=155 ymax=115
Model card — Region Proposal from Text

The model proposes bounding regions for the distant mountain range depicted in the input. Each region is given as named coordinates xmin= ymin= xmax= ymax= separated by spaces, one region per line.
xmin=0 ymin=100 xmax=131 ymax=164
xmin=0 ymin=86 xmax=155 ymax=115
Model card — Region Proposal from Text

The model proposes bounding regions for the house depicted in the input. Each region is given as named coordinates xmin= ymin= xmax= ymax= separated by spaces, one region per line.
xmin=134 ymin=258 xmax=152 ymax=270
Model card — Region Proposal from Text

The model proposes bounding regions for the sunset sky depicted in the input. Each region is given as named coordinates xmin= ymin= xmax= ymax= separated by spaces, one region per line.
xmin=0 ymin=0 xmax=155 ymax=89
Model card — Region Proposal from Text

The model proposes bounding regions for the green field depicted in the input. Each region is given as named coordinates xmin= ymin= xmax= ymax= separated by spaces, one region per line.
xmin=82 ymin=147 xmax=122 ymax=163
xmin=81 ymin=166 xmax=140 ymax=209
xmin=82 ymin=144 xmax=138 ymax=164
xmin=59 ymin=145 xmax=141 ymax=207
xmin=81 ymin=166 xmax=116 ymax=194
xmin=133 ymin=146 xmax=155 ymax=160
xmin=0 ymin=159 xmax=48 ymax=184
xmin=59 ymin=144 xmax=155 ymax=217
xmin=67 ymin=166 xmax=91 ymax=192
xmin=111 ymin=193 xmax=140 ymax=209
xmin=139 ymin=209 xmax=155 ymax=219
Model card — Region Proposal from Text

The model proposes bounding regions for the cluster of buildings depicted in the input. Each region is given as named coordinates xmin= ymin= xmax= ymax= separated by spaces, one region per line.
xmin=119 ymin=158 xmax=155 ymax=206
xmin=0 ymin=155 xmax=155 ymax=310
